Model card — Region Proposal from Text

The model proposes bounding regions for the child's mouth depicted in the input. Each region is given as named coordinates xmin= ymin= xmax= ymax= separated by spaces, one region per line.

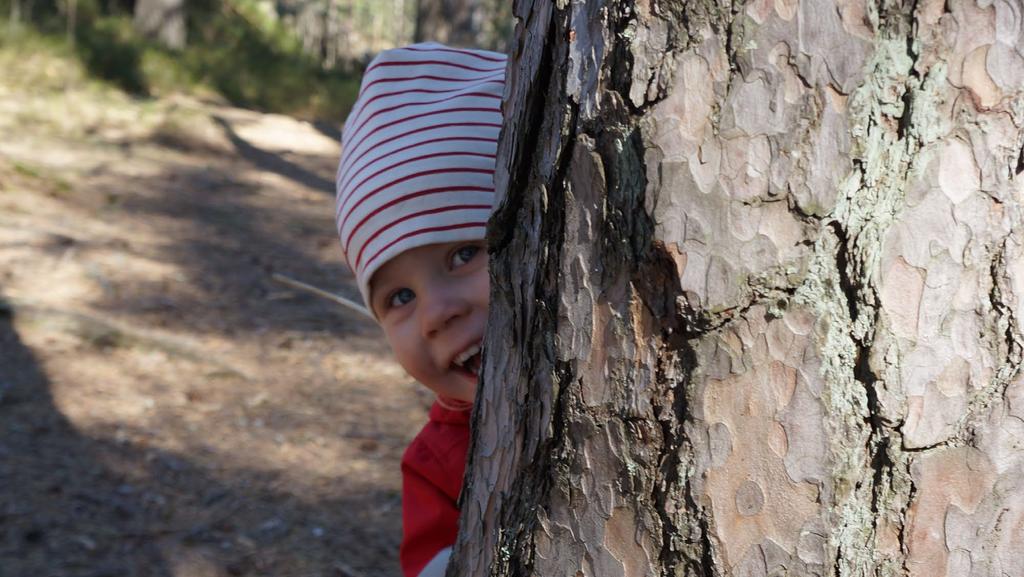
xmin=452 ymin=344 xmax=483 ymax=378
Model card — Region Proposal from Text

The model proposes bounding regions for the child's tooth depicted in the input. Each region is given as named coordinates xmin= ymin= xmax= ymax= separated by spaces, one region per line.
xmin=455 ymin=344 xmax=480 ymax=367
xmin=452 ymin=343 xmax=484 ymax=369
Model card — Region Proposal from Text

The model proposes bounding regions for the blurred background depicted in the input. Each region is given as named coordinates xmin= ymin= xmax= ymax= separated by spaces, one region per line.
xmin=1 ymin=0 xmax=511 ymax=121
xmin=0 ymin=1 xmax=510 ymax=576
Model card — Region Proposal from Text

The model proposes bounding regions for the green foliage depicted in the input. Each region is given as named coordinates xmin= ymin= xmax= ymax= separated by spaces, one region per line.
xmin=0 ymin=0 xmax=361 ymax=122
xmin=180 ymin=1 xmax=360 ymax=117
xmin=76 ymin=16 xmax=148 ymax=95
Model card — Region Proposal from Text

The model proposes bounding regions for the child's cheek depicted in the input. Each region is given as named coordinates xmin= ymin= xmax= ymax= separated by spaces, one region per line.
xmin=473 ymin=267 xmax=491 ymax=308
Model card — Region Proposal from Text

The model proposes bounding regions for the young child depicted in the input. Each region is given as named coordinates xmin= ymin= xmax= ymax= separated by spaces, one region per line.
xmin=333 ymin=42 xmax=506 ymax=577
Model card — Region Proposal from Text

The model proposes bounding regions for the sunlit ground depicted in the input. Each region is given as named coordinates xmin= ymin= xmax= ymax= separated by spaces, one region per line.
xmin=0 ymin=30 xmax=427 ymax=577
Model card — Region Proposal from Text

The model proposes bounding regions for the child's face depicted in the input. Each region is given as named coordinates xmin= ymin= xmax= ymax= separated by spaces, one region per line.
xmin=369 ymin=240 xmax=489 ymax=403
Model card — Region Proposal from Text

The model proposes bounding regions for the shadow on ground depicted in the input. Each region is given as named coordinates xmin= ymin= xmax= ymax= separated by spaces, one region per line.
xmin=77 ymin=114 xmax=380 ymax=347
xmin=0 ymin=306 xmax=176 ymax=577
xmin=212 ymin=115 xmax=336 ymax=194
xmin=0 ymin=305 xmax=401 ymax=577
xmin=0 ymin=94 xmax=419 ymax=577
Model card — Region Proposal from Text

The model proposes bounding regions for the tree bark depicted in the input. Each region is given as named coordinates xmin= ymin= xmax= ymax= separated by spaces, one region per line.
xmin=454 ymin=1 xmax=1024 ymax=576
xmin=133 ymin=0 xmax=186 ymax=50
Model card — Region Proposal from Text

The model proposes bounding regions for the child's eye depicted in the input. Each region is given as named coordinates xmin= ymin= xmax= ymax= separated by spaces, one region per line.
xmin=387 ymin=288 xmax=415 ymax=309
xmin=451 ymin=245 xmax=481 ymax=268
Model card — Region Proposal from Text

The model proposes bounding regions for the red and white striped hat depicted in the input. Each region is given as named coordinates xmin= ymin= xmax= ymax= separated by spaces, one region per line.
xmin=335 ymin=42 xmax=506 ymax=308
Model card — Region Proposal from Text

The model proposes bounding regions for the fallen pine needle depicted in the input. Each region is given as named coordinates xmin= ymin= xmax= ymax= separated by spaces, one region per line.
xmin=270 ymin=273 xmax=374 ymax=320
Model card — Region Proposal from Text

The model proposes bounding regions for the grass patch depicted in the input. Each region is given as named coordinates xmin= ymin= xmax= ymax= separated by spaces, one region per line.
xmin=10 ymin=160 xmax=74 ymax=196
xmin=12 ymin=161 xmax=42 ymax=179
xmin=0 ymin=25 xmax=85 ymax=90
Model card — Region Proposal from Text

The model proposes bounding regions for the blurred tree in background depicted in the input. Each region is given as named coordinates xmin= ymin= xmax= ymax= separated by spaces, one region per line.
xmin=0 ymin=0 xmax=511 ymax=121
xmin=414 ymin=0 xmax=510 ymax=51
xmin=133 ymin=0 xmax=184 ymax=49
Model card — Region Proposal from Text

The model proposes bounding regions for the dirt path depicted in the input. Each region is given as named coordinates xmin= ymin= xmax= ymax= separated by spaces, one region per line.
xmin=0 ymin=54 xmax=428 ymax=577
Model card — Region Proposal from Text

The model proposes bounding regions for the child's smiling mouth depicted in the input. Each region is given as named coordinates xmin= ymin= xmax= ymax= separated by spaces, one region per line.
xmin=451 ymin=343 xmax=483 ymax=378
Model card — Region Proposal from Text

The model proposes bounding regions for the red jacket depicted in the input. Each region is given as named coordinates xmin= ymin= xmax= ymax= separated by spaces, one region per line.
xmin=399 ymin=402 xmax=471 ymax=577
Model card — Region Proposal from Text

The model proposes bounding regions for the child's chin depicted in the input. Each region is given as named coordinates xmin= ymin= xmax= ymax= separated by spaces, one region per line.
xmin=450 ymin=368 xmax=479 ymax=395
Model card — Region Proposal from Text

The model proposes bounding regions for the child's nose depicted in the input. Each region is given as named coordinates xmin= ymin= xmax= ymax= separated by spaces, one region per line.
xmin=419 ymin=290 xmax=469 ymax=338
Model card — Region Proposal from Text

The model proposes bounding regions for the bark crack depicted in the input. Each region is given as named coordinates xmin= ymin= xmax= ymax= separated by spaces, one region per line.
xmin=461 ymin=3 xmax=580 ymax=576
xmin=590 ymin=47 xmax=718 ymax=571
xmin=960 ymin=236 xmax=1024 ymax=430
xmin=498 ymin=90 xmax=580 ymax=577
xmin=487 ymin=4 xmax=562 ymax=253
xmin=644 ymin=239 xmax=716 ymax=577
xmin=822 ymin=1 xmax=926 ymax=574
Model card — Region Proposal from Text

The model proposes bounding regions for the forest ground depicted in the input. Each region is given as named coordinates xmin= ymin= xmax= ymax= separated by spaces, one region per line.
xmin=0 ymin=41 xmax=428 ymax=577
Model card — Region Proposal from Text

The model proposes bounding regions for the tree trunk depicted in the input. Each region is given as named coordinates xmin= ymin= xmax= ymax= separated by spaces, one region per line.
xmin=414 ymin=0 xmax=481 ymax=47
xmin=65 ymin=0 xmax=75 ymax=45
xmin=454 ymin=1 xmax=1024 ymax=576
xmin=393 ymin=0 xmax=408 ymax=46
xmin=133 ymin=0 xmax=185 ymax=50
xmin=324 ymin=0 xmax=339 ymax=68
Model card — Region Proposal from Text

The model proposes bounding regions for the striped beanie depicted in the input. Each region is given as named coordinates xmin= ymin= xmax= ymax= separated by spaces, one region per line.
xmin=335 ymin=42 xmax=506 ymax=309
